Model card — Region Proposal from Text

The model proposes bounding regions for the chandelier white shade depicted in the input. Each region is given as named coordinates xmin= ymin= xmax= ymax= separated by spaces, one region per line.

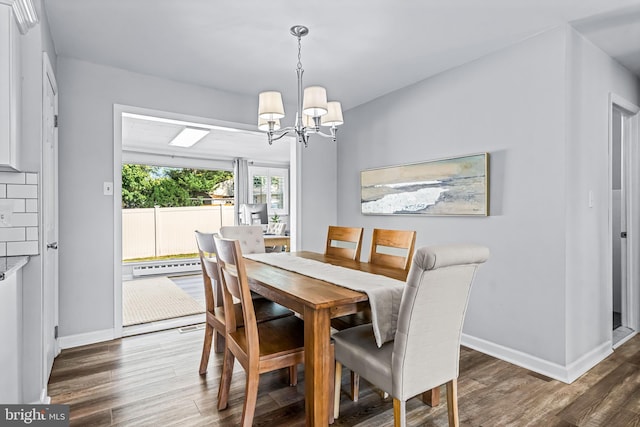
xmin=257 ymin=25 xmax=343 ymax=147
xmin=302 ymin=86 xmax=328 ymax=117
xmin=258 ymin=91 xmax=285 ymax=120
xmin=321 ymin=101 xmax=344 ymax=127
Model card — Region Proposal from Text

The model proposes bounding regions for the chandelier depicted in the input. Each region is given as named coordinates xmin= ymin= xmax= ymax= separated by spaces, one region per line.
xmin=257 ymin=25 xmax=344 ymax=147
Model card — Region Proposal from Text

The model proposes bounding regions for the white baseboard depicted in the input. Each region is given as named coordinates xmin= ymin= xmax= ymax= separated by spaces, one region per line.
xmin=58 ymin=328 xmax=115 ymax=349
xmin=461 ymin=333 xmax=612 ymax=384
xmin=566 ymin=340 xmax=613 ymax=383
xmin=38 ymin=388 xmax=50 ymax=404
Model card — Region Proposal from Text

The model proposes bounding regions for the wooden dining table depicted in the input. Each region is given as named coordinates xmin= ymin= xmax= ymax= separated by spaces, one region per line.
xmin=263 ymin=234 xmax=290 ymax=251
xmin=242 ymin=251 xmax=409 ymax=426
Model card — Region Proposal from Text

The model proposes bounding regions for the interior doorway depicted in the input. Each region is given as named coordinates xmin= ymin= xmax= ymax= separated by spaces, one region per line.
xmin=112 ymin=105 xmax=295 ymax=338
xmin=611 ymin=95 xmax=640 ymax=347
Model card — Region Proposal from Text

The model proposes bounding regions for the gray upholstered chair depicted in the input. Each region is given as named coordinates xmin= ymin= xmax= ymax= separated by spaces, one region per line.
xmin=219 ymin=225 xmax=266 ymax=254
xmin=332 ymin=244 xmax=489 ymax=426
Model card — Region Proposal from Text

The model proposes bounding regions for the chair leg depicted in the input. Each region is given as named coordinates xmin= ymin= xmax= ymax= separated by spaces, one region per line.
xmin=350 ymin=371 xmax=360 ymax=402
xmin=199 ymin=323 xmax=214 ymax=374
xmin=393 ymin=398 xmax=406 ymax=427
xmin=241 ymin=369 xmax=260 ymax=427
xmin=334 ymin=362 xmax=342 ymax=420
xmin=213 ymin=329 xmax=225 ymax=354
xmin=217 ymin=349 xmax=235 ymax=410
xmin=329 ymin=348 xmax=335 ymax=425
xmin=422 ymin=386 xmax=440 ymax=407
xmin=446 ymin=379 xmax=459 ymax=427
xmin=289 ymin=365 xmax=298 ymax=386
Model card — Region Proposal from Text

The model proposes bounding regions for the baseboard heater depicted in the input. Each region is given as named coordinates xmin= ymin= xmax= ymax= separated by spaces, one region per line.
xmin=132 ymin=260 xmax=201 ymax=277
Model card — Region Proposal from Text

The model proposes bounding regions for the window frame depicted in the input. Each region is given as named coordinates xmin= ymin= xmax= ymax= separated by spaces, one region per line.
xmin=248 ymin=166 xmax=289 ymax=217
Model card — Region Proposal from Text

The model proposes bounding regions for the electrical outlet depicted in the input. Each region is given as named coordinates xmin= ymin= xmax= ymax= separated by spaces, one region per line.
xmin=0 ymin=200 xmax=14 ymax=227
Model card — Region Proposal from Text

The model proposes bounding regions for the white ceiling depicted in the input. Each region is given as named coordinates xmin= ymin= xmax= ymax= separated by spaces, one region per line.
xmin=121 ymin=113 xmax=292 ymax=165
xmin=43 ymin=0 xmax=640 ymax=165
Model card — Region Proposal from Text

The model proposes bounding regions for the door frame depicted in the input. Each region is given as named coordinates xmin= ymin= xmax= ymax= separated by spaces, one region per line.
xmin=112 ymin=104 xmax=298 ymax=338
xmin=609 ymin=93 xmax=640 ymax=344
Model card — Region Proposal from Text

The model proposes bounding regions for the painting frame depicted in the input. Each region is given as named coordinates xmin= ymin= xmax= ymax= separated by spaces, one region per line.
xmin=360 ymin=153 xmax=489 ymax=216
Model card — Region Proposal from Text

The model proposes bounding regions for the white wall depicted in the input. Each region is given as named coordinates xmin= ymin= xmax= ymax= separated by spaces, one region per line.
xmin=56 ymin=58 xmax=255 ymax=336
xmin=339 ymin=27 xmax=569 ymax=366
xmin=56 ymin=57 xmax=337 ymax=338
xmin=338 ymin=25 xmax=640 ymax=379
xmin=564 ymin=29 xmax=640 ymax=366
xmin=299 ymin=139 xmax=337 ymax=252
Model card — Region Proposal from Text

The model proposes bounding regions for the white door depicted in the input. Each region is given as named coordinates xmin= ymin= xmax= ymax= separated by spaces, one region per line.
xmin=42 ymin=53 xmax=59 ymax=383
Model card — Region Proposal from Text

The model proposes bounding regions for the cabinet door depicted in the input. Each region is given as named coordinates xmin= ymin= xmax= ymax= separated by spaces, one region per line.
xmin=0 ymin=4 xmax=19 ymax=170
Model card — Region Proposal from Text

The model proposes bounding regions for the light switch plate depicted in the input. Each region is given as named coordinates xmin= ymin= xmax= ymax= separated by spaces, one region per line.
xmin=104 ymin=182 xmax=114 ymax=196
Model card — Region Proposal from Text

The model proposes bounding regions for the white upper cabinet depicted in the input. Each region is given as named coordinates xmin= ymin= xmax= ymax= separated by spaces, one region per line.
xmin=0 ymin=3 xmax=21 ymax=171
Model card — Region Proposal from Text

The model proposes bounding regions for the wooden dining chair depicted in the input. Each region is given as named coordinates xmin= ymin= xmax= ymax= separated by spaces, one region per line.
xmin=369 ymin=228 xmax=417 ymax=271
xmin=333 ymin=244 xmax=490 ymax=425
xmin=214 ymin=235 xmax=332 ymax=426
xmin=331 ymin=228 xmax=417 ymax=400
xmin=194 ymin=230 xmax=293 ymax=375
xmin=325 ymin=225 xmax=364 ymax=261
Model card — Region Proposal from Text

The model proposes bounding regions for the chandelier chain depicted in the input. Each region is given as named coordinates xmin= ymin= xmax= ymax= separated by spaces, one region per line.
xmin=297 ymin=35 xmax=303 ymax=71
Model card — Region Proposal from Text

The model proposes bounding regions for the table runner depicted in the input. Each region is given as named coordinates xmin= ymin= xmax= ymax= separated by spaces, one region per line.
xmin=244 ymin=253 xmax=405 ymax=347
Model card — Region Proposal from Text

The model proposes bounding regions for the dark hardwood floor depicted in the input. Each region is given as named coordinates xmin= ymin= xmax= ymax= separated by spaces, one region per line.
xmin=49 ymin=329 xmax=640 ymax=426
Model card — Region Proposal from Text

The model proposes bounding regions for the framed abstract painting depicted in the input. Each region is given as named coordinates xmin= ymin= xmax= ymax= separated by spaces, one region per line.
xmin=361 ymin=153 xmax=489 ymax=216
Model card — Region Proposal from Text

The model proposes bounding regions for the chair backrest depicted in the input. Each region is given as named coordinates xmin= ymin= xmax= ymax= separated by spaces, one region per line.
xmin=325 ymin=226 xmax=364 ymax=260
xmin=392 ymin=244 xmax=489 ymax=400
xmin=219 ymin=225 xmax=265 ymax=254
xmin=369 ymin=228 xmax=416 ymax=271
xmin=213 ymin=236 xmax=259 ymax=358
xmin=194 ymin=230 xmax=220 ymax=311
xmin=266 ymin=222 xmax=286 ymax=235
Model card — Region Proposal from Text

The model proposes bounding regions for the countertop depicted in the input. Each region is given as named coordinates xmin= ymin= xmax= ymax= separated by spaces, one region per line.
xmin=0 ymin=256 xmax=29 ymax=281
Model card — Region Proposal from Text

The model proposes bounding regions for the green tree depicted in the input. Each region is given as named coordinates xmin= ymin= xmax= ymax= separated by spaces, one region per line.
xmin=121 ymin=165 xmax=233 ymax=208
xmin=148 ymin=178 xmax=191 ymax=207
xmin=167 ymin=168 xmax=233 ymax=196
xmin=121 ymin=164 xmax=154 ymax=208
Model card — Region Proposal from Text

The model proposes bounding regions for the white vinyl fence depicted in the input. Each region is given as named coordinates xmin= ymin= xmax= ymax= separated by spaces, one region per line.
xmin=122 ymin=205 xmax=235 ymax=260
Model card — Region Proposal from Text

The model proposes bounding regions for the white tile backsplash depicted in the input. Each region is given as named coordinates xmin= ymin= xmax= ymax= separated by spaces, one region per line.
xmin=0 ymin=228 xmax=25 ymax=241
xmin=7 ymin=184 xmax=37 ymax=199
xmin=7 ymin=241 xmax=38 ymax=256
xmin=25 ymin=199 xmax=37 ymax=213
xmin=0 ymin=173 xmax=39 ymax=256
xmin=26 ymin=173 xmax=37 ymax=185
xmin=26 ymin=227 xmax=38 ymax=241
xmin=11 ymin=213 xmax=38 ymax=227
xmin=0 ymin=172 xmax=25 ymax=184
xmin=8 ymin=199 xmax=25 ymax=213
